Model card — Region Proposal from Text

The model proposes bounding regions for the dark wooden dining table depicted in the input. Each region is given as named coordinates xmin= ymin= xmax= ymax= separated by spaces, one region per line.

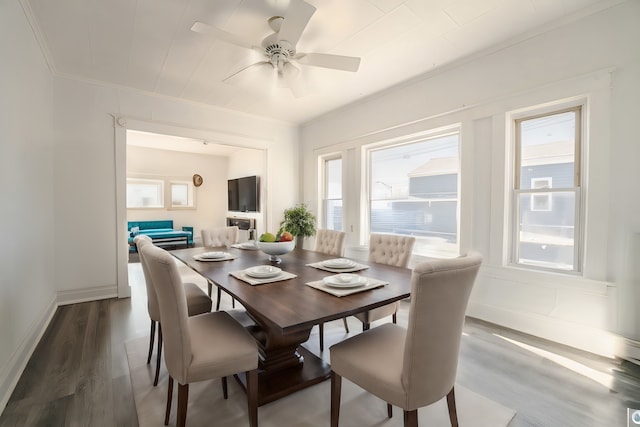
xmin=170 ymin=246 xmax=412 ymax=406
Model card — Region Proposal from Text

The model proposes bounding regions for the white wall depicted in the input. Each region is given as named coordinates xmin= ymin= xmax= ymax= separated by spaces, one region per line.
xmin=0 ymin=0 xmax=299 ymax=411
xmin=52 ymin=77 xmax=298 ymax=299
xmin=0 ymin=0 xmax=57 ymax=412
xmin=300 ymin=1 xmax=640 ymax=357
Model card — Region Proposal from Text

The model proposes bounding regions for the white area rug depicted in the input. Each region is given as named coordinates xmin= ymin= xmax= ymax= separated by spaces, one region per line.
xmin=126 ymin=336 xmax=516 ymax=427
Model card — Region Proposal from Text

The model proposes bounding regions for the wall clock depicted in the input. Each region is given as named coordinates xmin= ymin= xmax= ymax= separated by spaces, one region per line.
xmin=192 ymin=174 xmax=203 ymax=187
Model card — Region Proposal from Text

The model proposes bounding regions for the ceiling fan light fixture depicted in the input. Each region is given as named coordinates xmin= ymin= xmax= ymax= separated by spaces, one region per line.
xmin=268 ymin=15 xmax=284 ymax=32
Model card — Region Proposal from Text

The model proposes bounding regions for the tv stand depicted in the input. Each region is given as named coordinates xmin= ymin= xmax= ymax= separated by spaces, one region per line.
xmin=227 ymin=217 xmax=255 ymax=230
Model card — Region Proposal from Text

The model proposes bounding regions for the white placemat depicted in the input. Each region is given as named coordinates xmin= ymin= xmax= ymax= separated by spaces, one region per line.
xmin=306 ymin=276 xmax=387 ymax=297
xmin=307 ymin=259 xmax=369 ymax=273
xmin=193 ymin=253 xmax=237 ymax=262
xmin=230 ymin=269 xmax=297 ymax=285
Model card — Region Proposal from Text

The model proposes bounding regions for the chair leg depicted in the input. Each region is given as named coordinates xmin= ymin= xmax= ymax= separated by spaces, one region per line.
xmin=164 ymin=376 xmax=173 ymax=425
xmin=216 ymin=287 xmax=222 ymax=311
xmin=387 ymin=403 xmax=393 ymax=418
xmin=221 ymin=376 xmax=228 ymax=399
xmin=177 ymin=383 xmax=189 ymax=427
xmin=207 ymin=281 xmax=213 ymax=298
xmin=362 ymin=322 xmax=370 ymax=331
xmin=403 ymin=409 xmax=418 ymax=427
xmin=342 ymin=317 xmax=349 ymax=333
xmin=392 ymin=313 xmax=397 ymax=324
xmin=331 ymin=371 xmax=342 ymax=427
xmin=446 ymin=387 xmax=459 ymax=427
xmin=232 ymin=298 xmax=236 ymax=308
xmin=154 ymin=324 xmax=163 ymax=386
xmin=319 ymin=323 xmax=324 ymax=351
xmin=147 ymin=320 xmax=156 ymax=364
xmin=246 ymin=369 xmax=258 ymax=427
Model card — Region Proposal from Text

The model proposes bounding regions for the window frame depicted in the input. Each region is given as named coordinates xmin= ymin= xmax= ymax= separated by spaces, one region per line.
xmin=320 ymin=154 xmax=343 ymax=231
xmin=510 ymin=104 xmax=584 ymax=273
xmin=169 ymin=180 xmax=196 ymax=209
xmin=126 ymin=178 xmax=165 ymax=209
xmin=126 ymin=176 xmax=197 ymax=210
xmin=362 ymin=126 xmax=461 ymax=258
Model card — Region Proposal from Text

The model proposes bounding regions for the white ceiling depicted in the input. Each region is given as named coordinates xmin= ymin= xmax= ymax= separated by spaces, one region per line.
xmin=25 ymin=0 xmax=613 ymax=125
xmin=126 ymin=129 xmax=248 ymax=156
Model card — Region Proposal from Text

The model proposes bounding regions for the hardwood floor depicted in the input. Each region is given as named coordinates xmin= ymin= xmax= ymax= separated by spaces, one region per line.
xmin=1 ymin=259 xmax=638 ymax=426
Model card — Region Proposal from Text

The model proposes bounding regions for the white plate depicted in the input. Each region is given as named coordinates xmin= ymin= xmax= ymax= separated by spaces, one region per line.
xmin=240 ymin=242 xmax=259 ymax=249
xmin=322 ymin=258 xmax=356 ymax=269
xmin=200 ymin=251 xmax=227 ymax=259
xmin=245 ymin=265 xmax=282 ymax=279
xmin=323 ymin=274 xmax=367 ymax=288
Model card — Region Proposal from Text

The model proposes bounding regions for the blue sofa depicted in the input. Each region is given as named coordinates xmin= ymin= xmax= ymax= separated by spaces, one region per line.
xmin=128 ymin=220 xmax=193 ymax=251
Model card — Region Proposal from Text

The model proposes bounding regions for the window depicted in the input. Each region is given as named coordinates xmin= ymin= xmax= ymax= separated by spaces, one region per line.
xmin=530 ymin=177 xmax=552 ymax=211
xmin=170 ymin=181 xmax=195 ymax=208
xmin=512 ymin=106 xmax=582 ymax=272
xmin=367 ymin=131 xmax=460 ymax=258
xmin=127 ymin=179 xmax=164 ymax=208
xmin=127 ymin=178 xmax=196 ymax=209
xmin=322 ymin=157 xmax=343 ymax=230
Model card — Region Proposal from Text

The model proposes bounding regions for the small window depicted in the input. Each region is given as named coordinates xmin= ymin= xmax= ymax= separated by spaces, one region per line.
xmin=170 ymin=181 xmax=195 ymax=208
xmin=512 ymin=106 xmax=583 ymax=272
xmin=530 ymin=177 xmax=552 ymax=211
xmin=323 ymin=157 xmax=343 ymax=230
xmin=127 ymin=179 xmax=164 ymax=208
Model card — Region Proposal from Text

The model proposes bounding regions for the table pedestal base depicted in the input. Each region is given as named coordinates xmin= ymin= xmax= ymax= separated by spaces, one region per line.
xmin=235 ymin=346 xmax=330 ymax=406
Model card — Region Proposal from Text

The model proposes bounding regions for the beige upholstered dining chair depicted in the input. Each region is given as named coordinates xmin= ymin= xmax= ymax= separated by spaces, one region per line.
xmin=141 ymin=243 xmax=259 ymax=427
xmin=201 ymin=226 xmax=240 ymax=309
xmin=134 ymin=235 xmax=212 ymax=387
xmin=330 ymin=252 xmax=482 ymax=427
xmin=353 ymin=233 xmax=416 ymax=330
xmin=313 ymin=229 xmax=348 ymax=351
xmin=201 ymin=225 xmax=239 ymax=248
xmin=314 ymin=229 xmax=346 ymax=257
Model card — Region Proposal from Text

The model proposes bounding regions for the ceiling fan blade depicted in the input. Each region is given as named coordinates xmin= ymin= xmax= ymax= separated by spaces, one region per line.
xmin=277 ymin=0 xmax=316 ymax=47
xmin=223 ymin=61 xmax=273 ymax=84
xmin=279 ymin=62 xmax=308 ymax=98
xmin=296 ymin=53 xmax=361 ymax=72
xmin=191 ymin=21 xmax=257 ymax=50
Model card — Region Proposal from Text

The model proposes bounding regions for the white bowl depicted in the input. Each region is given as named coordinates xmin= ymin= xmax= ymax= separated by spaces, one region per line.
xmin=336 ymin=273 xmax=358 ymax=283
xmin=256 ymin=239 xmax=296 ymax=256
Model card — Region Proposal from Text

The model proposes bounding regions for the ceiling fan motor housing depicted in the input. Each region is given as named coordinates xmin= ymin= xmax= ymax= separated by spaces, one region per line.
xmin=262 ymin=33 xmax=295 ymax=71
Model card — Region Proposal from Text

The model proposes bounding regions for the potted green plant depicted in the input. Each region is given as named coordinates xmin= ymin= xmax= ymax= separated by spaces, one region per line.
xmin=279 ymin=203 xmax=317 ymax=248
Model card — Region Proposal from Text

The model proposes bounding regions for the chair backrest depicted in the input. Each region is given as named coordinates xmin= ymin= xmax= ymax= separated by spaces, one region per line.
xmin=401 ymin=252 xmax=482 ymax=408
xmin=134 ymin=235 xmax=159 ymax=321
xmin=141 ymin=243 xmax=192 ymax=384
xmin=314 ymin=229 xmax=346 ymax=256
xmin=368 ymin=234 xmax=416 ymax=268
xmin=201 ymin=226 xmax=239 ymax=247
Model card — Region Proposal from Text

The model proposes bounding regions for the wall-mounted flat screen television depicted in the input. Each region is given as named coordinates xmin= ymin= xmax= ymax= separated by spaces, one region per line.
xmin=228 ymin=175 xmax=260 ymax=212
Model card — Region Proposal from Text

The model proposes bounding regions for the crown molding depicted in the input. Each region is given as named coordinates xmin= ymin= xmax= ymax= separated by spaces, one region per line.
xmin=18 ymin=0 xmax=56 ymax=74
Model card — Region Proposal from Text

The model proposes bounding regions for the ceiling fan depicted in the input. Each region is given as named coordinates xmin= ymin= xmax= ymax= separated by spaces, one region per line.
xmin=191 ymin=0 xmax=361 ymax=97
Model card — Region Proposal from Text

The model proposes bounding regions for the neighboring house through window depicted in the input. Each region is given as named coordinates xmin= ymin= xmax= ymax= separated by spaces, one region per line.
xmin=366 ymin=129 xmax=460 ymax=258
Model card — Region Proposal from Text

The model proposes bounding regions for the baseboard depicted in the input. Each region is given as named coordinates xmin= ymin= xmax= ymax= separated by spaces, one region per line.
xmin=467 ymin=301 xmax=621 ymax=358
xmin=621 ymin=338 xmax=640 ymax=365
xmin=56 ymin=285 xmax=118 ymax=306
xmin=0 ymin=295 xmax=57 ymax=414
